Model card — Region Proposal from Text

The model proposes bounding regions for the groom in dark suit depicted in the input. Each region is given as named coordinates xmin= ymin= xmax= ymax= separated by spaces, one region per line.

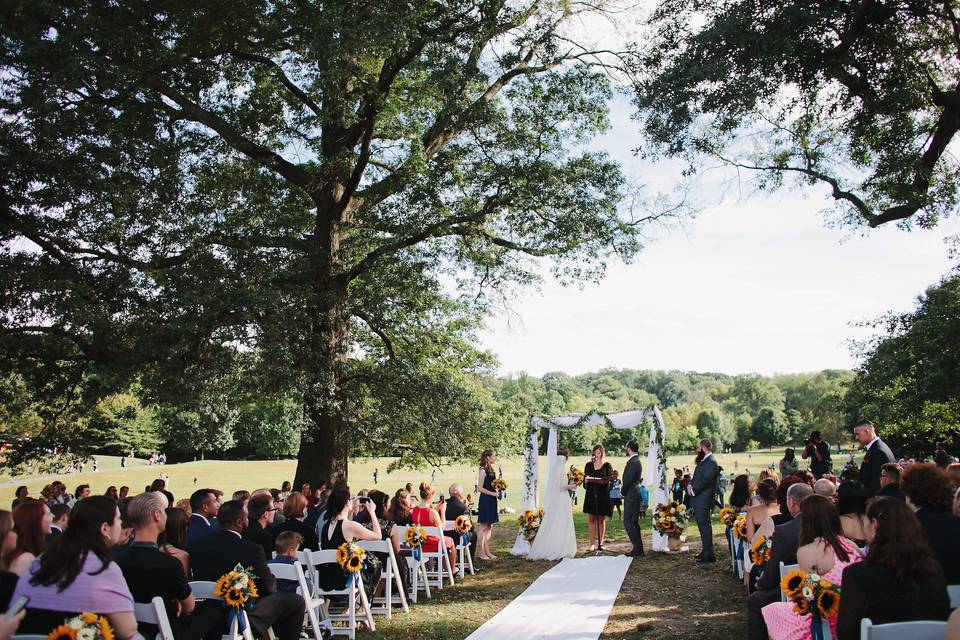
xmin=688 ymin=439 xmax=719 ymax=563
xmin=622 ymin=441 xmax=644 ymax=557
xmin=854 ymin=419 xmax=895 ymax=497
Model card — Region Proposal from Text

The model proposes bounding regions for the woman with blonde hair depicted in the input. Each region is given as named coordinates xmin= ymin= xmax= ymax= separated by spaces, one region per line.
xmin=583 ymin=444 xmax=613 ymax=551
xmin=476 ymin=449 xmax=499 ymax=560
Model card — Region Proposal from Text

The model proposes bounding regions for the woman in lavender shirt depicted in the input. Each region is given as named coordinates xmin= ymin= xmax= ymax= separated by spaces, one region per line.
xmin=12 ymin=496 xmax=137 ymax=639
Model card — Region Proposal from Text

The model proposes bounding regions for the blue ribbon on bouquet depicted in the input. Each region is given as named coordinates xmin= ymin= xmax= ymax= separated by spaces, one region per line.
xmin=810 ymin=610 xmax=831 ymax=640
xmin=226 ymin=605 xmax=249 ymax=633
xmin=460 ymin=531 xmax=471 ymax=548
xmin=735 ymin=538 xmax=745 ymax=564
xmin=413 ymin=546 xmax=422 ymax=562
xmin=498 ymin=490 xmax=504 ymax=499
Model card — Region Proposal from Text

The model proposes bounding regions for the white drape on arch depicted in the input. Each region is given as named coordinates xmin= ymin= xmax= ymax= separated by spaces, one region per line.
xmin=510 ymin=406 xmax=670 ymax=556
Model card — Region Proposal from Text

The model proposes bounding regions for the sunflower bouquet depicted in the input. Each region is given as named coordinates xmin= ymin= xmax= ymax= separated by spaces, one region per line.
xmin=454 ymin=514 xmax=473 ymax=546
xmin=404 ymin=525 xmax=428 ymax=560
xmin=652 ymin=500 xmax=689 ymax=539
xmin=749 ymin=535 xmax=772 ymax=567
xmin=337 ymin=541 xmax=366 ymax=576
xmin=213 ymin=564 xmax=259 ymax=633
xmin=780 ymin=568 xmax=842 ymax=638
xmin=47 ymin=613 xmax=114 ymax=640
xmin=516 ymin=508 xmax=544 ymax=541
xmin=492 ymin=477 xmax=508 ymax=498
xmin=567 ymin=466 xmax=585 ymax=500
xmin=732 ymin=514 xmax=749 ymax=541
xmin=719 ymin=506 xmax=737 ymax=527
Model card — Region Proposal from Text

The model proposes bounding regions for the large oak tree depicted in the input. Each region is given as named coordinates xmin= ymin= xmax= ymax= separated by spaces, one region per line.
xmin=0 ymin=1 xmax=661 ymax=484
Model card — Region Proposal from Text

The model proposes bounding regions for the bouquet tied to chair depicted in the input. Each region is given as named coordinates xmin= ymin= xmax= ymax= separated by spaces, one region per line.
xmin=214 ymin=563 xmax=259 ymax=633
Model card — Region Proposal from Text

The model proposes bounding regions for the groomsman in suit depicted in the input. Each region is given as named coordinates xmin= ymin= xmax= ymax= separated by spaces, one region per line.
xmin=621 ymin=441 xmax=645 ymax=557
xmin=688 ymin=439 xmax=719 ymax=563
xmin=854 ymin=420 xmax=895 ymax=497
xmin=45 ymin=503 xmax=69 ymax=548
xmin=186 ymin=488 xmax=220 ymax=547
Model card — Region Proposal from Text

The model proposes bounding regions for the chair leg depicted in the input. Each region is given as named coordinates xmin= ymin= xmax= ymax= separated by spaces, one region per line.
xmin=466 ymin=545 xmax=475 ymax=575
xmin=392 ymin=556 xmax=409 ymax=613
xmin=420 ymin=562 xmax=431 ymax=599
xmin=444 ymin=551 xmax=455 ymax=586
xmin=357 ymin=581 xmax=376 ymax=632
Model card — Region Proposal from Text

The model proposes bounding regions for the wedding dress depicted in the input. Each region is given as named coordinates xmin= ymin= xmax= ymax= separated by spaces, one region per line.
xmin=527 ymin=454 xmax=577 ymax=561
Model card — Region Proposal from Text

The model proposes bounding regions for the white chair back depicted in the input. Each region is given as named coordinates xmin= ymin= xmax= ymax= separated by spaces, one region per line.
xmin=420 ymin=525 xmax=456 ymax=588
xmin=948 ymin=583 xmax=960 ymax=609
xmin=444 ymin=520 xmax=474 ymax=578
xmin=266 ymin=561 xmax=328 ymax=640
xmin=134 ymin=596 xmax=176 ymax=640
xmin=189 ymin=580 xmax=255 ymax=640
xmin=859 ymin=618 xmax=947 ymax=640
xmin=778 ymin=562 xmax=798 ymax=603
xmin=395 ymin=525 xmax=431 ymax=602
xmin=358 ymin=539 xmax=409 ymax=617
xmin=302 ymin=549 xmax=375 ymax=639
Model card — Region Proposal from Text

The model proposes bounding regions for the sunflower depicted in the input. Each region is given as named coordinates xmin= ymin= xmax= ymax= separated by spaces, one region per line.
xmin=47 ymin=625 xmax=78 ymax=640
xmin=96 ymin=617 xmax=115 ymax=640
xmin=247 ymin=582 xmax=258 ymax=599
xmin=336 ymin=545 xmax=349 ymax=566
xmin=817 ymin=589 xmax=841 ymax=619
xmin=214 ymin=573 xmax=234 ymax=598
xmin=80 ymin=613 xmax=98 ymax=625
xmin=347 ymin=555 xmax=363 ymax=572
xmin=791 ymin=597 xmax=810 ymax=616
xmin=780 ymin=569 xmax=806 ymax=598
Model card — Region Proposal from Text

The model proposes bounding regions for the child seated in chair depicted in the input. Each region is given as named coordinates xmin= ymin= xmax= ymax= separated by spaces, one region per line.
xmin=268 ymin=531 xmax=313 ymax=595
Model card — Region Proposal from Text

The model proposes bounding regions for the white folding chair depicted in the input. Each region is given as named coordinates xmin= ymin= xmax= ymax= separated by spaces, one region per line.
xmin=420 ymin=525 xmax=456 ymax=588
xmin=779 ymin=562 xmax=798 ymax=603
xmin=444 ymin=521 xmax=474 ymax=578
xmin=859 ymin=618 xmax=947 ymax=639
xmin=266 ymin=561 xmax=328 ymax=640
xmin=189 ymin=581 xmax=255 ymax=640
xmin=303 ymin=549 xmax=375 ymax=639
xmin=395 ymin=525 xmax=432 ymax=603
xmin=134 ymin=596 xmax=176 ymax=640
xmin=948 ymin=583 xmax=960 ymax=609
xmin=359 ymin=539 xmax=409 ymax=617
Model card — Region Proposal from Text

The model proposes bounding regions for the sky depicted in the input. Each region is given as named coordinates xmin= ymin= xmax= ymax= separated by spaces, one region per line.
xmin=477 ymin=95 xmax=960 ymax=378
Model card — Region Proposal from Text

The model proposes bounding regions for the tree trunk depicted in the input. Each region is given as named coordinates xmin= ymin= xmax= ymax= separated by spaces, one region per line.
xmin=293 ymin=210 xmax=351 ymax=490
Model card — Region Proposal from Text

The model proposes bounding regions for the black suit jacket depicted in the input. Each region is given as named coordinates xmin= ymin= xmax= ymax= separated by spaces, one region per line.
xmin=859 ymin=438 xmax=895 ymax=496
xmin=44 ymin=526 xmax=62 ymax=549
xmin=915 ymin=507 xmax=960 ymax=584
xmin=756 ymin=515 xmax=801 ymax=592
xmin=189 ymin=529 xmax=276 ymax=597
xmin=243 ymin=520 xmax=275 ymax=560
xmin=875 ymin=483 xmax=905 ymax=501
xmin=622 ymin=455 xmax=642 ymax=501
xmin=690 ymin=455 xmax=718 ymax=510
xmin=186 ymin=513 xmax=217 ymax=548
xmin=444 ymin=497 xmax=469 ymax=521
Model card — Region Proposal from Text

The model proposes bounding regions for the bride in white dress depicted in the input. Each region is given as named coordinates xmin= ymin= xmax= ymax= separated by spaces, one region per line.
xmin=527 ymin=448 xmax=578 ymax=561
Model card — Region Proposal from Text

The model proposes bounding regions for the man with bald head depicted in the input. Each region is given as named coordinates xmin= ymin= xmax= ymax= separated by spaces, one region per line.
xmin=443 ymin=483 xmax=477 ymax=562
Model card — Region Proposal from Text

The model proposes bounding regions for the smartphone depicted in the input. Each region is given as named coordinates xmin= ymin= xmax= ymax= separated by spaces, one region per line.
xmin=4 ymin=595 xmax=28 ymax=619
xmin=358 ymin=497 xmax=370 ymax=504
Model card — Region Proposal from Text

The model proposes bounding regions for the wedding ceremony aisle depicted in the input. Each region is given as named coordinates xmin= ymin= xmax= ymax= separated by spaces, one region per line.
xmin=465 ymin=555 xmax=632 ymax=640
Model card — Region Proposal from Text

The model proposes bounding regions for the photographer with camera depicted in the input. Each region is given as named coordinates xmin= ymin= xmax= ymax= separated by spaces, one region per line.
xmin=801 ymin=430 xmax=832 ymax=479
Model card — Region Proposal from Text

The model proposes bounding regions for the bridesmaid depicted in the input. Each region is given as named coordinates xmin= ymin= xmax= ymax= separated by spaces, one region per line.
xmin=476 ymin=449 xmax=499 ymax=560
xmin=583 ymin=444 xmax=613 ymax=551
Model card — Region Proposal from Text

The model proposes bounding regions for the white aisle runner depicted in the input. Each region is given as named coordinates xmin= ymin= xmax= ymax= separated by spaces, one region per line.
xmin=465 ymin=555 xmax=632 ymax=640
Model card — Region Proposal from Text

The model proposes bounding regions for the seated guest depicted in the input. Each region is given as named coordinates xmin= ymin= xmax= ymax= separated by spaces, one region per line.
xmin=186 ymin=489 xmax=219 ymax=547
xmin=729 ymin=474 xmax=753 ymax=512
xmin=411 ymin=483 xmax=457 ymax=571
xmin=243 ymin=493 xmax=277 ymax=559
xmin=46 ymin=503 xmax=69 ymax=548
xmin=836 ymin=481 xmax=869 ymax=546
xmin=761 ymin=495 xmax=862 ymax=639
xmin=6 ymin=501 xmax=52 ymax=576
xmin=188 ymin=500 xmax=305 ymax=640
xmin=386 ymin=490 xmax=413 ymax=526
xmin=272 ymin=491 xmax=319 ymax=551
xmin=232 ymin=490 xmax=250 ymax=509
xmin=747 ymin=479 xmax=780 ymax=541
xmin=813 ymin=478 xmax=836 ymax=499
xmin=746 ymin=482 xmax=813 ymax=640
xmin=876 ymin=463 xmax=905 ymax=500
xmin=444 ymin=483 xmax=478 ymax=560
xmin=159 ymin=507 xmax=190 ymax=577
xmin=317 ymin=490 xmax=382 ymax=608
xmin=901 ymin=462 xmax=960 ymax=583
xmin=11 ymin=496 xmax=138 ymax=639
xmin=268 ymin=489 xmax=286 ymax=526
xmin=279 ymin=481 xmax=292 ymax=502
xmin=363 ymin=489 xmax=411 ymax=594
xmin=113 ymin=492 xmax=194 ymax=638
xmin=839 ymin=466 xmax=859 ymax=483
xmin=267 ymin=531 xmax=312 ymax=595
xmin=10 ymin=487 xmax=28 ymax=511
xmin=119 ymin=486 xmax=130 ymax=500
xmin=947 ymin=462 xmax=960 ymax=490
xmin=105 ymin=486 xmax=119 ymax=501
xmin=0 ymin=511 xmax=18 ymax=611
xmin=174 ymin=497 xmax=192 ymax=517
xmin=835 ymin=497 xmax=951 ymax=639
xmin=150 ymin=479 xmax=174 ymax=506
xmin=74 ymin=484 xmax=91 ymax=504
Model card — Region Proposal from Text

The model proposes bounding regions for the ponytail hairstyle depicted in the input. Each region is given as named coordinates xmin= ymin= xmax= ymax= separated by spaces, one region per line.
xmin=419 ymin=482 xmax=435 ymax=501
